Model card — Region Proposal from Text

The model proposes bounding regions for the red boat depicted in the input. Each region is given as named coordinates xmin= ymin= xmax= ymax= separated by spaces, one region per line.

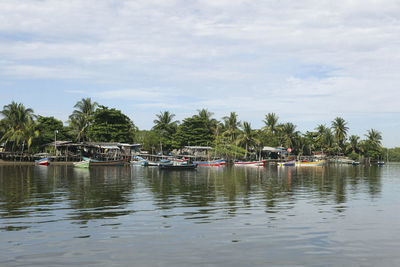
xmin=194 ymin=159 xmax=226 ymax=167
xmin=35 ymin=158 xmax=50 ymax=166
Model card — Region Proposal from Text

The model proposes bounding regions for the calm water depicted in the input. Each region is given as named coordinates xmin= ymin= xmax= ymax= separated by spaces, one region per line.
xmin=1 ymin=164 xmax=400 ymax=266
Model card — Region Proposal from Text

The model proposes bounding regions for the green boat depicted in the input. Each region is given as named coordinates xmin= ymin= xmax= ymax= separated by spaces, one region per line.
xmin=73 ymin=160 xmax=90 ymax=168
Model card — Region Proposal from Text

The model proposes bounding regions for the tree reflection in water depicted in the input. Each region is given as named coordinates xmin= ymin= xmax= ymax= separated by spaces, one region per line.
xmin=0 ymin=164 xmax=383 ymax=229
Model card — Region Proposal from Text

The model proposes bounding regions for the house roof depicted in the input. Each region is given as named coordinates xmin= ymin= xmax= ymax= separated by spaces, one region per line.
xmin=183 ymin=146 xmax=213 ymax=150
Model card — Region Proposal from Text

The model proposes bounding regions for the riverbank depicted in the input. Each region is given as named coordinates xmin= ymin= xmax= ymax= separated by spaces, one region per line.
xmin=0 ymin=160 xmax=75 ymax=166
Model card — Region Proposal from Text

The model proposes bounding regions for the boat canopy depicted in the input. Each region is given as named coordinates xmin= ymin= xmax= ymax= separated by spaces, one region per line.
xmin=262 ymin=146 xmax=286 ymax=152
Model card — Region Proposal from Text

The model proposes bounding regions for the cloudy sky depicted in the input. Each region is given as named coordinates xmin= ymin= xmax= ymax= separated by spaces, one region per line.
xmin=1 ymin=0 xmax=399 ymax=147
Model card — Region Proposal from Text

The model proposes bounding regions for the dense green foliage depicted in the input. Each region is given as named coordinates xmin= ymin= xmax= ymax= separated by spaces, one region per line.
xmin=152 ymin=111 xmax=179 ymax=152
xmin=69 ymin=98 xmax=98 ymax=142
xmin=386 ymin=148 xmax=400 ymax=162
xmin=86 ymin=106 xmax=136 ymax=143
xmin=136 ymin=130 xmax=160 ymax=154
xmin=0 ymin=101 xmax=36 ymax=151
xmin=173 ymin=115 xmax=215 ymax=147
xmin=32 ymin=116 xmax=72 ymax=151
xmin=0 ymin=100 xmax=389 ymax=161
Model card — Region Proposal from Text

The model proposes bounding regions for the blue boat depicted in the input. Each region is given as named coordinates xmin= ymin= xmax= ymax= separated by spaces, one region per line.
xmin=277 ymin=160 xmax=295 ymax=167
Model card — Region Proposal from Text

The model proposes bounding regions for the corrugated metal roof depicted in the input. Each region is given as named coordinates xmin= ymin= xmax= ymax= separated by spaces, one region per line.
xmin=184 ymin=146 xmax=212 ymax=150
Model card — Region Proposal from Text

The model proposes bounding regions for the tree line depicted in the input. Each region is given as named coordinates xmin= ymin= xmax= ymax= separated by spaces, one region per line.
xmin=0 ymin=98 xmax=388 ymax=160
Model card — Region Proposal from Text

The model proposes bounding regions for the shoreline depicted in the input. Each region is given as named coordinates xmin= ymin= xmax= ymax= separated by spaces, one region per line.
xmin=0 ymin=160 xmax=75 ymax=166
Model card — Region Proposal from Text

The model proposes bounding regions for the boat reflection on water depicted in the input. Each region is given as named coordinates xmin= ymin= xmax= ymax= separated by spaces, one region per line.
xmin=0 ymin=164 xmax=392 ymax=266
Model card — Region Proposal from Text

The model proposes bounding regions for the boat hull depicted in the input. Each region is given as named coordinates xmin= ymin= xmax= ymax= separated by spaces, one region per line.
xmin=195 ymin=159 xmax=226 ymax=167
xmin=35 ymin=158 xmax=50 ymax=166
xmin=73 ymin=160 xmax=90 ymax=168
xmin=234 ymin=160 xmax=266 ymax=167
xmin=277 ymin=161 xmax=295 ymax=167
xmin=159 ymin=163 xmax=198 ymax=170
xmin=295 ymin=160 xmax=326 ymax=167
xmin=131 ymin=160 xmax=148 ymax=166
xmin=89 ymin=160 xmax=125 ymax=166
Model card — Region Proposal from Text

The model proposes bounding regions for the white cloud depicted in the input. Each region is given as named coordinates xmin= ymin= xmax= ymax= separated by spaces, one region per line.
xmin=95 ymin=89 xmax=167 ymax=101
xmin=1 ymin=0 xmax=400 ymax=145
xmin=0 ymin=64 xmax=94 ymax=79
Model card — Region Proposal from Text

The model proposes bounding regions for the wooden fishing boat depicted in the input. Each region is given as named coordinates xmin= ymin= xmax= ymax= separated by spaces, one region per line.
xmin=82 ymin=157 xmax=126 ymax=166
xmin=158 ymin=163 xmax=198 ymax=170
xmin=89 ymin=159 xmax=125 ymax=166
xmin=234 ymin=160 xmax=266 ymax=167
xmin=277 ymin=160 xmax=295 ymax=167
xmin=147 ymin=161 xmax=160 ymax=167
xmin=194 ymin=159 xmax=226 ymax=167
xmin=35 ymin=157 xmax=50 ymax=166
xmin=73 ymin=160 xmax=90 ymax=168
xmin=295 ymin=160 xmax=326 ymax=167
xmin=130 ymin=156 xmax=148 ymax=166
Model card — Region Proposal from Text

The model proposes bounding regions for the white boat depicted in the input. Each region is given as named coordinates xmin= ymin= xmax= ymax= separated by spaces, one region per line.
xmin=234 ymin=160 xmax=266 ymax=167
xmin=130 ymin=156 xmax=148 ymax=166
xmin=295 ymin=160 xmax=326 ymax=167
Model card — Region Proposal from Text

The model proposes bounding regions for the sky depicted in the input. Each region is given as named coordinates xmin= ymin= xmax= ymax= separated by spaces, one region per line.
xmin=1 ymin=0 xmax=400 ymax=147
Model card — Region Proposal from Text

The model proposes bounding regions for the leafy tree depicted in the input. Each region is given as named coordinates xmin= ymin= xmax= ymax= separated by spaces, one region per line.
xmin=360 ymin=129 xmax=383 ymax=160
xmin=301 ymin=131 xmax=317 ymax=156
xmin=213 ymin=134 xmax=246 ymax=160
xmin=331 ymin=117 xmax=349 ymax=150
xmin=237 ymin=121 xmax=255 ymax=158
xmin=324 ymin=129 xmax=335 ymax=154
xmin=32 ymin=116 xmax=72 ymax=151
xmin=278 ymin=122 xmax=299 ymax=151
xmin=136 ymin=130 xmax=160 ymax=154
xmin=222 ymin=112 xmax=241 ymax=142
xmin=173 ymin=115 xmax=215 ymax=148
xmin=153 ymin=111 xmax=179 ymax=134
xmin=0 ymin=101 xmax=36 ymax=151
xmin=69 ymin=98 xmax=98 ymax=141
xmin=87 ymin=106 xmax=136 ymax=143
xmin=386 ymin=147 xmax=400 ymax=162
xmin=263 ymin=112 xmax=279 ymax=135
xmin=315 ymin=124 xmax=327 ymax=150
xmin=262 ymin=113 xmax=281 ymax=147
xmin=347 ymin=135 xmax=360 ymax=154
xmin=22 ymin=118 xmax=39 ymax=153
xmin=253 ymin=129 xmax=267 ymax=160
xmin=196 ymin=109 xmax=218 ymax=133
xmin=152 ymin=111 xmax=179 ymax=152
xmin=365 ymin=129 xmax=382 ymax=147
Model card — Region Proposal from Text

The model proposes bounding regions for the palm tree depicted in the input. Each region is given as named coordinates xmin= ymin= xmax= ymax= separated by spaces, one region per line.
xmin=280 ymin=122 xmax=299 ymax=150
xmin=69 ymin=98 xmax=98 ymax=141
xmin=253 ymin=129 xmax=266 ymax=160
xmin=365 ymin=129 xmax=382 ymax=147
xmin=222 ymin=112 xmax=241 ymax=142
xmin=152 ymin=111 xmax=179 ymax=135
xmin=237 ymin=121 xmax=255 ymax=158
xmin=262 ymin=112 xmax=279 ymax=135
xmin=324 ymin=129 xmax=335 ymax=154
xmin=0 ymin=101 xmax=35 ymax=151
xmin=348 ymin=135 xmax=360 ymax=153
xmin=331 ymin=117 xmax=349 ymax=149
xmin=315 ymin=124 xmax=330 ymax=152
xmin=22 ymin=118 xmax=39 ymax=153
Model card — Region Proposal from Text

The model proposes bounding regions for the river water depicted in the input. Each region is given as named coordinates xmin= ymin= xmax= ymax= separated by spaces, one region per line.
xmin=1 ymin=163 xmax=400 ymax=266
